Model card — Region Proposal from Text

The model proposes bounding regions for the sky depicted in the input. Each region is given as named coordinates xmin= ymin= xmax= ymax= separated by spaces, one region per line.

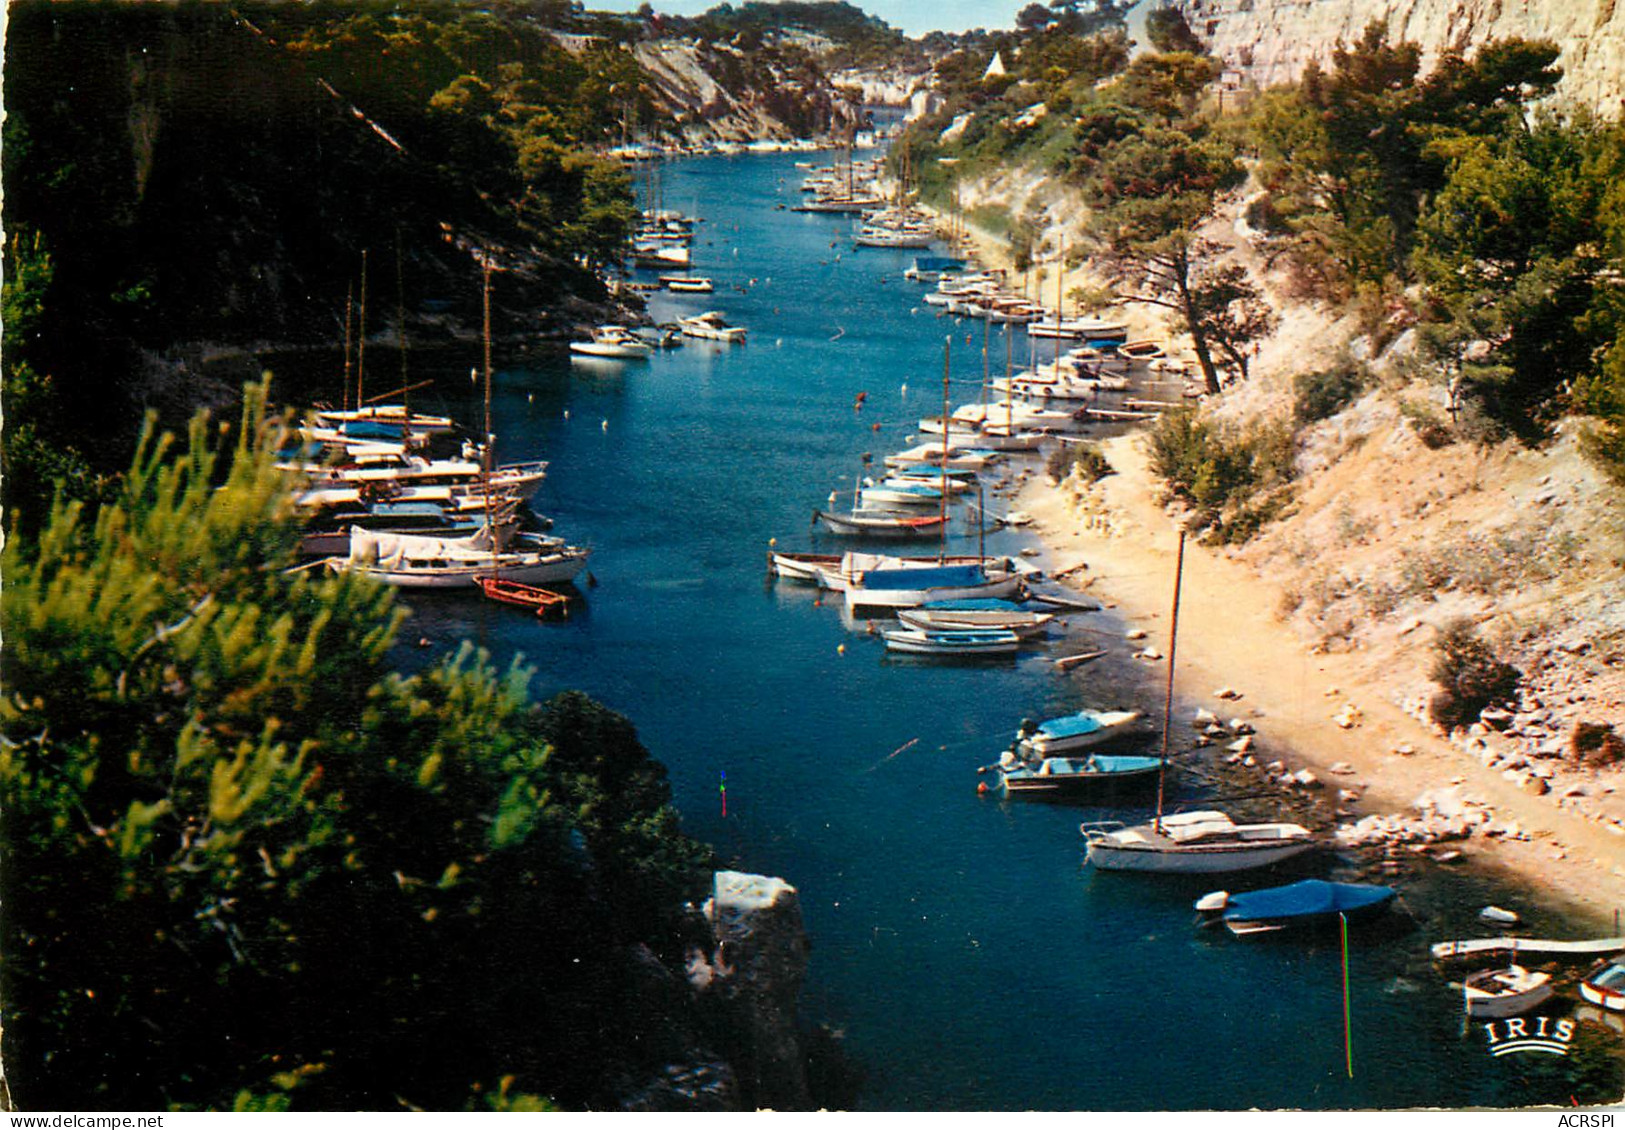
xmin=587 ymin=0 xmax=1035 ymax=37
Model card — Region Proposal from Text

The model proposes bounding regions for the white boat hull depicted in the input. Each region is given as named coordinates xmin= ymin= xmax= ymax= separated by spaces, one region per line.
xmin=845 ymin=574 xmax=1023 ymax=612
xmin=570 ymin=342 xmax=650 ymax=358
xmin=1084 ymin=838 xmax=1315 ymax=873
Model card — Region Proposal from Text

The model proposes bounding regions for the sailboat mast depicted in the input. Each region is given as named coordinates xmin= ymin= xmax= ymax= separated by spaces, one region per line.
xmin=981 ymin=310 xmax=990 ymax=410
xmin=396 ymin=235 xmax=409 ymax=441
xmin=342 ymin=282 xmax=354 ymax=413
xmin=357 ymin=249 xmax=369 ymax=410
xmin=940 ymin=334 xmax=951 ymax=563
xmin=1005 ymin=319 xmax=1014 ymax=436
xmin=482 ymin=254 xmax=494 ymax=549
xmin=1054 ymin=241 xmax=1063 ymax=373
xmin=1154 ymin=528 xmax=1188 ymax=834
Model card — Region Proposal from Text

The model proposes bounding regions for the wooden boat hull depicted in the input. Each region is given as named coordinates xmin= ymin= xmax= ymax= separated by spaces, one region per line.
xmin=846 ymin=574 xmax=1023 ymax=612
xmin=813 ymin=510 xmax=947 ymax=537
xmin=1464 ymin=968 xmax=1556 ymax=1018
xmin=477 ymin=576 xmax=571 ymax=616
xmin=1580 ymin=958 xmax=1625 ymax=1011
xmin=899 ymin=608 xmax=1054 ymax=636
xmin=881 ymin=629 xmax=1020 ymax=656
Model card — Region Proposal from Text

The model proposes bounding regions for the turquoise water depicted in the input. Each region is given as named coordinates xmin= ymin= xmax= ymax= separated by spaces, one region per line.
xmin=396 ymin=151 xmax=1604 ymax=1110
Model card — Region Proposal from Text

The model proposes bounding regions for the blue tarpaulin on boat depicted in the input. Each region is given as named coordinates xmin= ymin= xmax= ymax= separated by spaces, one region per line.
xmin=1037 ymin=711 xmax=1108 ymax=739
xmin=913 ymin=256 xmax=967 ymax=272
xmin=1223 ymin=880 xmax=1394 ymax=923
xmin=859 ymin=565 xmax=988 ymax=590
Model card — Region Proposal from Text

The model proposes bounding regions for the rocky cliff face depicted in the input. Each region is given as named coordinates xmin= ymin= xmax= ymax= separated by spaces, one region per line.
xmin=636 ymin=40 xmax=864 ymax=142
xmin=1173 ymin=0 xmax=1625 ymax=113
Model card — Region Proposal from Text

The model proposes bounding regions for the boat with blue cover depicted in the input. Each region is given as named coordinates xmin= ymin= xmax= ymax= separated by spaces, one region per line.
xmin=1016 ymin=708 xmax=1143 ymax=755
xmin=845 ymin=562 xmax=1024 ymax=612
xmin=996 ymin=753 xmax=1164 ymax=796
xmin=880 ymin=627 xmax=1021 ymax=657
xmin=1196 ymin=880 xmax=1396 ymax=935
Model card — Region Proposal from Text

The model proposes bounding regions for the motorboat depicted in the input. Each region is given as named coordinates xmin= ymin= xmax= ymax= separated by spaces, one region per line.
xmin=995 ymin=753 xmax=1164 ymax=797
xmin=812 ymin=509 xmax=949 ymax=538
xmin=569 ymin=325 xmax=654 ymax=359
xmin=664 ymin=276 xmax=715 ymax=293
xmin=678 ymin=311 xmax=747 ymax=343
xmin=1014 ymin=709 xmax=1144 ymax=756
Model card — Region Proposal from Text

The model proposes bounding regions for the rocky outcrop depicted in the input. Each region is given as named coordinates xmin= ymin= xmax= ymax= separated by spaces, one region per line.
xmin=687 ymin=871 xmax=812 ymax=1110
xmin=1172 ymin=0 xmax=1625 ymax=114
xmin=636 ymin=40 xmax=863 ymax=142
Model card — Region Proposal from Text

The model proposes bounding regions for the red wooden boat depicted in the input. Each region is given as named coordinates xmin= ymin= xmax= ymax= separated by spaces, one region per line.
xmin=476 ymin=575 xmax=570 ymax=617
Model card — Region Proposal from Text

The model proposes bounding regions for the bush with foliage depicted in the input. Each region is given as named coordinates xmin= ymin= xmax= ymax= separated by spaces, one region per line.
xmin=1427 ymin=619 xmax=1520 ymax=730
xmin=1293 ymin=359 xmax=1367 ymax=424
xmin=0 ymin=385 xmax=714 ymax=1110
xmin=1147 ymin=408 xmax=1296 ymax=539
xmin=1047 ymin=443 xmax=1113 ymax=484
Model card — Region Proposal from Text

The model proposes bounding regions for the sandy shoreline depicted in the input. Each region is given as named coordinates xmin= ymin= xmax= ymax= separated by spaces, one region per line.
xmin=1017 ymin=434 xmax=1625 ymax=928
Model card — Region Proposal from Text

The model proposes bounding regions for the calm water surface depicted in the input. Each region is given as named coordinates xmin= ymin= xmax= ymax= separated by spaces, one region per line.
xmin=396 ymin=151 xmax=1602 ymax=1110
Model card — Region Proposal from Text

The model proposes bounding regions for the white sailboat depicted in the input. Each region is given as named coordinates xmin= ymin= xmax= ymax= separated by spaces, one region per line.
xmin=1082 ymin=531 xmax=1317 ymax=873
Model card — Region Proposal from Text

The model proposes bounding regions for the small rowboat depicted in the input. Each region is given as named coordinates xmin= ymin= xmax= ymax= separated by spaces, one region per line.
xmin=1462 ymin=965 xmax=1556 ymax=1018
xmin=899 ymin=599 xmax=1054 ymax=637
xmin=476 ymin=576 xmax=571 ymax=617
xmin=812 ymin=509 xmax=948 ymax=538
xmin=1195 ymin=879 xmax=1395 ymax=935
xmin=880 ymin=627 xmax=1021 ymax=656
xmin=1580 ymin=956 xmax=1625 ymax=1011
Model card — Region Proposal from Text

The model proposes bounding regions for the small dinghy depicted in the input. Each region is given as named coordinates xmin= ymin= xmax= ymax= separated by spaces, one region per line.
xmin=995 ymin=752 xmax=1163 ymax=797
xmin=476 ymin=576 xmax=571 ymax=618
xmin=880 ymin=627 xmax=1021 ymax=657
xmin=1462 ymin=965 xmax=1555 ymax=1018
xmin=1195 ymin=879 xmax=1396 ymax=935
xmin=1580 ymin=956 xmax=1625 ymax=1012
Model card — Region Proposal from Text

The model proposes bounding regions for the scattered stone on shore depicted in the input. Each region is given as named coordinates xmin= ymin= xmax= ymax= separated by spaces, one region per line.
xmin=1227 ymin=735 xmax=1254 ymax=754
xmin=1292 ymin=768 xmax=1321 ymax=789
xmin=1214 ymin=687 xmax=1242 ymax=700
xmin=1333 ymin=703 xmax=1361 ymax=729
xmin=1192 ymin=708 xmax=1218 ymax=728
xmin=1338 ymin=788 xmax=1361 ymax=804
xmin=1393 ymin=743 xmax=1416 ymax=756
xmin=1330 ymin=761 xmax=1356 ymax=775
xmin=1125 ymin=628 xmax=1147 ymax=640
xmin=1228 ymin=718 xmax=1254 ymax=735
xmin=1135 ymin=647 xmax=1163 ymax=661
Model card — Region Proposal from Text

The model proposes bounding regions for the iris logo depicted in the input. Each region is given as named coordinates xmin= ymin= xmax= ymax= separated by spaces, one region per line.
xmin=1481 ymin=1015 xmax=1575 ymax=1057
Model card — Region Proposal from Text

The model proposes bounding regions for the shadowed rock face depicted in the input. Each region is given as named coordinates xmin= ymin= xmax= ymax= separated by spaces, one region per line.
xmin=1174 ymin=0 xmax=1625 ymax=114
xmin=689 ymin=871 xmax=813 ymax=1110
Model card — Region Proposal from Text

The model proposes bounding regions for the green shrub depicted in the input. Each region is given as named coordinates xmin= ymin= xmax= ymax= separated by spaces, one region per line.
xmin=1147 ymin=408 xmax=1295 ymax=540
xmin=1046 ymin=443 xmax=1113 ymax=484
xmin=1428 ymin=619 xmax=1520 ymax=730
xmin=1293 ymin=360 xmax=1366 ymax=424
